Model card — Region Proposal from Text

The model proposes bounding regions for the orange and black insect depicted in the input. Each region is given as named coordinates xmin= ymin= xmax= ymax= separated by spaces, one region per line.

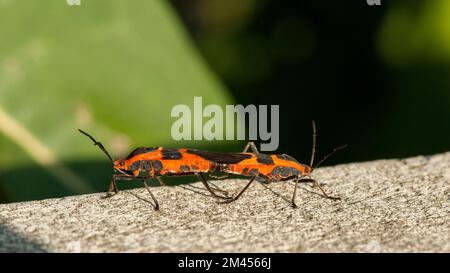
xmin=203 ymin=121 xmax=347 ymax=207
xmin=79 ymin=121 xmax=345 ymax=209
xmin=78 ymin=130 xmax=232 ymax=210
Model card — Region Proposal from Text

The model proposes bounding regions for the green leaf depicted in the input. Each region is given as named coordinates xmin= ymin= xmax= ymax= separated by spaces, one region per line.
xmin=0 ymin=0 xmax=233 ymax=202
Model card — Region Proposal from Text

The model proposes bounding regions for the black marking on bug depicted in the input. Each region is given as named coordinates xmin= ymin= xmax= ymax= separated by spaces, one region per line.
xmin=242 ymin=167 xmax=249 ymax=174
xmin=141 ymin=160 xmax=152 ymax=171
xmin=186 ymin=149 xmax=252 ymax=164
xmin=271 ymin=166 xmax=281 ymax=177
xmin=275 ymin=154 xmax=301 ymax=164
xmin=271 ymin=166 xmax=295 ymax=178
xmin=256 ymin=153 xmax=274 ymax=164
xmin=248 ymin=168 xmax=258 ymax=176
xmin=126 ymin=146 xmax=159 ymax=160
xmin=161 ymin=148 xmax=182 ymax=160
xmin=129 ymin=160 xmax=141 ymax=172
xmin=180 ymin=165 xmax=190 ymax=172
xmin=151 ymin=160 xmax=163 ymax=174
xmin=281 ymin=167 xmax=292 ymax=177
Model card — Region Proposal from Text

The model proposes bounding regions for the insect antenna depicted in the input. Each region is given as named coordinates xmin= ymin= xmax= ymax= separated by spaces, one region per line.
xmin=310 ymin=120 xmax=317 ymax=166
xmin=78 ymin=129 xmax=114 ymax=163
xmin=313 ymin=144 xmax=348 ymax=169
xmin=308 ymin=120 xmax=347 ymax=169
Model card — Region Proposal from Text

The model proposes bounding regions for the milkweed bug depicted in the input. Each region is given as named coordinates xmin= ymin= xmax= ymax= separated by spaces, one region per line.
xmin=209 ymin=121 xmax=347 ymax=207
xmin=79 ymin=121 xmax=345 ymax=209
xmin=78 ymin=130 xmax=232 ymax=210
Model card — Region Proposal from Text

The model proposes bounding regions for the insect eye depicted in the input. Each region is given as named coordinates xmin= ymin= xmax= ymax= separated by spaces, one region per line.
xmin=119 ymin=160 xmax=125 ymax=166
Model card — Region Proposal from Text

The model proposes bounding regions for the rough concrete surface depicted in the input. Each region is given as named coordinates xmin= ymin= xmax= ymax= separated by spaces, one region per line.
xmin=0 ymin=153 xmax=449 ymax=252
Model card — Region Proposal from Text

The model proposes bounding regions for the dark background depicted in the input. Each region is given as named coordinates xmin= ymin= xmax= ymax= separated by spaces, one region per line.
xmin=171 ymin=0 xmax=450 ymax=165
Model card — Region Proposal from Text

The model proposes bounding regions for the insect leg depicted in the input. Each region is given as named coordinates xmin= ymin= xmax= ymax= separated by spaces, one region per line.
xmin=196 ymin=173 xmax=231 ymax=200
xmin=208 ymin=181 xmax=229 ymax=196
xmin=313 ymin=179 xmax=340 ymax=200
xmin=156 ymin=176 xmax=166 ymax=186
xmin=299 ymin=178 xmax=340 ymax=200
xmin=207 ymin=173 xmax=230 ymax=195
xmin=291 ymin=176 xmax=300 ymax=208
xmin=103 ymin=174 xmax=132 ymax=198
xmin=108 ymin=176 xmax=119 ymax=194
xmin=219 ymin=175 xmax=257 ymax=204
xmin=242 ymin=141 xmax=259 ymax=155
xmin=142 ymin=179 xmax=160 ymax=211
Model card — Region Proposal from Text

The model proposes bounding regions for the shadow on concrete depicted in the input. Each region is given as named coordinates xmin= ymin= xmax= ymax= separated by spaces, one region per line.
xmin=0 ymin=224 xmax=46 ymax=253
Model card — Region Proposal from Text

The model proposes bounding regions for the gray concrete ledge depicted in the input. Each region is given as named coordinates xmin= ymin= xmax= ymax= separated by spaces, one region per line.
xmin=1 ymin=153 xmax=449 ymax=252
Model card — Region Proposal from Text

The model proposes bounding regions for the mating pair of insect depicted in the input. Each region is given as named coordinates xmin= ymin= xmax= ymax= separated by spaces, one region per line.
xmin=79 ymin=121 xmax=346 ymax=210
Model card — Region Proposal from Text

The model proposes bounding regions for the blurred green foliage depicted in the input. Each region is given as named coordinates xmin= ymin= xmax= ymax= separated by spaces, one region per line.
xmin=378 ymin=0 xmax=450 ymax=65
xmin=0 ymin=0 xmax=232 ymax=202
